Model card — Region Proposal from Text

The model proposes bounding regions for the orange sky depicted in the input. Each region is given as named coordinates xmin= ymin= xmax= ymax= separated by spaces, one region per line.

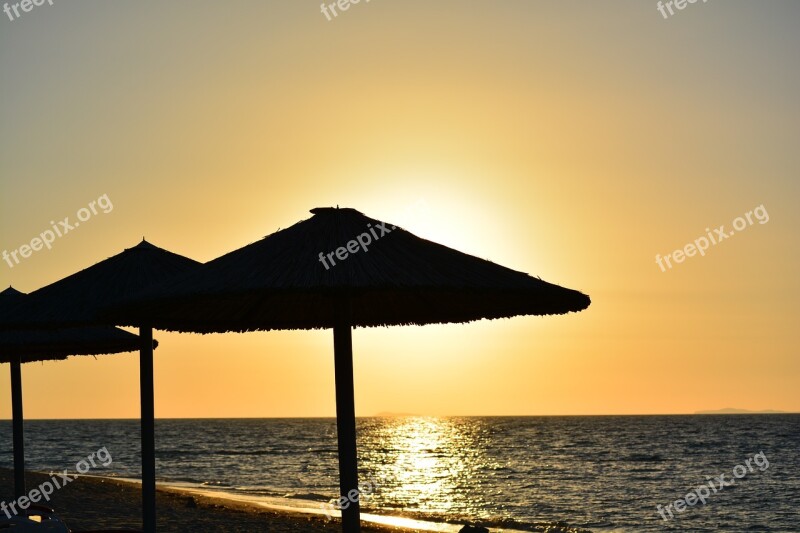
xmin=1 ymin=1 xmax=798 ymax=418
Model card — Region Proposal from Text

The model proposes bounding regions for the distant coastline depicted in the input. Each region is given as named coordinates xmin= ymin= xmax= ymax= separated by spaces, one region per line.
xmin=695 ymin=408 xmax=789 ymax=415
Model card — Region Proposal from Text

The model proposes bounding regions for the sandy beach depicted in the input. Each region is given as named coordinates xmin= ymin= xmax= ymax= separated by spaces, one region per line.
xmin=0 ymin=468 xmax=401 ymax=533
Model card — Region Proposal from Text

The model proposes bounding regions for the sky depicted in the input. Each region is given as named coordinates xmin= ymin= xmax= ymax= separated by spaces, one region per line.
xmin=1 ymin=0 xmax=798 ymax=419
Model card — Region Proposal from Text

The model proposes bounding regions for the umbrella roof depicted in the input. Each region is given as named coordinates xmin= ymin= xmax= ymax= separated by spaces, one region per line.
xmin=0 ymin=240 xmax=201 ymax=331
xmin=0 ymin=286 xmax=149 ymax=363
xmin=109 ymin=207 xmax=590 ymax=332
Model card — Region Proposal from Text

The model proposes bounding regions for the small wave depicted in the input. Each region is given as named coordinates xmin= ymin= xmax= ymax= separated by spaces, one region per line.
xmin=305 ymin=447 xmax=338 ymax=454
xmin=624 ymin=453 xmax=664 ymax=462
xmin=281 ymin=492 xmax=332 ymax=503
xmin=201 ymin=480 xmax=231 ymax=487
xmin=214 ymin=449 xmax=287 ymax=456
xmin=158 ymin=449 xmax=288 ymax=457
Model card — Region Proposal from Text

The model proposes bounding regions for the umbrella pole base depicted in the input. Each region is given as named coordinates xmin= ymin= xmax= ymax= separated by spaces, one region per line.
xmin=333 ymin=320 xmax=361 ymax=533
xmin=11 ymin=355 xmax=26 ymax=500
xmin=140 ymin=326 xmax=156 ymax=533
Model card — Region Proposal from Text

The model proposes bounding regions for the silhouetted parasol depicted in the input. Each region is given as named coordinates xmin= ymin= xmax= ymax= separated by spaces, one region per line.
xmin=0 ymin=286 xmax=147 ymax=500
xmin=108 ymin=207 xmax=591 ymax=533
xmin=0 ymin=241 xmax=200 ymax=533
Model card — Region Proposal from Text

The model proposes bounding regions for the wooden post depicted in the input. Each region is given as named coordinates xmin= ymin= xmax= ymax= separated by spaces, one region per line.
xmin=10 ymin=354 xmax=25 ymax=500
xmin=333 ymin=300 xmax=361 ymax=533
xmin=140 ymin=326 xmax=156 ymax=532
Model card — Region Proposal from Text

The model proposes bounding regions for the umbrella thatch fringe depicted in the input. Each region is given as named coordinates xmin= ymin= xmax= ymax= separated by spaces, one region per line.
xmin=0 ymin=287 xmax=154 ymax=362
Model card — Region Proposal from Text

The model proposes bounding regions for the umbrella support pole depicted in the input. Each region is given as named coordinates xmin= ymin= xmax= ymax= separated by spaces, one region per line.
xmin=10 ymin=354 xmax=25 ymax=500
xmin=139 ymin=326 xmax=156 ymax=533
xmin=333 ymin=320 xmax=361 ymax=533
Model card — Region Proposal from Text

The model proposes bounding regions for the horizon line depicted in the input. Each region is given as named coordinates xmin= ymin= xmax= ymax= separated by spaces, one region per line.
xmin=1 ymin=412 xmax=797 ymax=421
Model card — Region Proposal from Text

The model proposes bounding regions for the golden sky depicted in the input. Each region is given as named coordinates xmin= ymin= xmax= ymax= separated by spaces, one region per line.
xmin=1 ymin=1 xmax=798 ymax=418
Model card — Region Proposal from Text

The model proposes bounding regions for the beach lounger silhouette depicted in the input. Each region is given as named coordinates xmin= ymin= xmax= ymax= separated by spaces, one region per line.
xmin=0 ymin=504 xmax=69 ymax=532
xmin=0 ymin=504 xmax=141 ymax=533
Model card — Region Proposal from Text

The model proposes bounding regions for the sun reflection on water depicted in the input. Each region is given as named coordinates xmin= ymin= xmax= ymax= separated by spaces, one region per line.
xmin=359 ymin=416 xmax=500 ymax=520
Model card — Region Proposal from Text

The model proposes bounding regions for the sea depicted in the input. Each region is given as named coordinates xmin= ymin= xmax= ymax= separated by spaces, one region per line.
xmin=1 ymin=415 xmax=798 ymax=532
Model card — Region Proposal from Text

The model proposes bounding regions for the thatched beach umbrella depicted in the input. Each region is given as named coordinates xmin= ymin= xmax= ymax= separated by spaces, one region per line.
xmin=0 ymin=286 xmax=146 ymax=500
xmin=0 ymin=242 xmax=200 ymax=532
xmin=108 ymin=207 xmax=591 ymax=533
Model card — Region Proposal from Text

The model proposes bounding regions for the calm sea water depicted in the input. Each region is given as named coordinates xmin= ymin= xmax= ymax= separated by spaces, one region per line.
xmin=1 ymin=415 xmax=798 ymax=532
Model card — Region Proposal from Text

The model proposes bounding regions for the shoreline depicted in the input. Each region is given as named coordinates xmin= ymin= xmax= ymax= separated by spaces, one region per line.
xmin=110 ymin=477 xmax=467 ymax=532
xmin=1 ymin=469 xmax=591 ymax=532
xmin=107 ymin=478 xmax=591 ymax=532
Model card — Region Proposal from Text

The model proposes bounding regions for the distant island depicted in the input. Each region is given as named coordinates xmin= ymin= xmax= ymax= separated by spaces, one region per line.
xmin=695 ymin=408 xmax=788 ymax=415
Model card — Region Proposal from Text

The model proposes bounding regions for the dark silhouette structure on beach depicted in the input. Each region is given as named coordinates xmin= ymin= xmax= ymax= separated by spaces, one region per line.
xmin=0 ymin=286 xmax=146 ymax=502
xmin=108 ymin=207 xmax=591 ymax=533
xmin=0 ymin=242 xmax=200 ymax=533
